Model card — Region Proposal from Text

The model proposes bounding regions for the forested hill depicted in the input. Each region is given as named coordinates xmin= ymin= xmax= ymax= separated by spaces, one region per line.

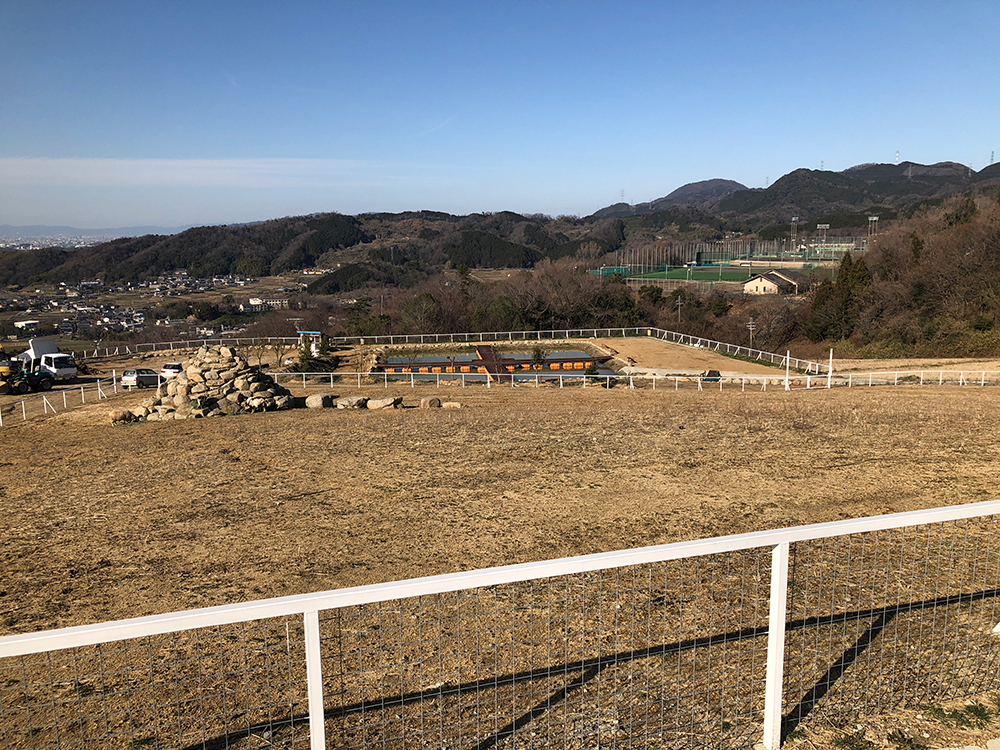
xmin=3 ymin=159 xmax=999 ymax=293
xmin=594 ymin=161 xmax=1000 ymax=224
xmin=804 ymin=194 xmax=1000 ymax=357
xmin=0 ymin=211 xmax=628 ymax=288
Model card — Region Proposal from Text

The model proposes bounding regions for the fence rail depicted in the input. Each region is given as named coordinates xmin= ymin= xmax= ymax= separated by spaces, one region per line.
xmin=7 ymin=366 xmax=1000 ymax=427
xmin=0 ymin=377 xmax=119 ymax=426
xmin=2 ymin=501 xmax=999 ymax=749
xmin=67 ymin=326 xmax=831 ymax=376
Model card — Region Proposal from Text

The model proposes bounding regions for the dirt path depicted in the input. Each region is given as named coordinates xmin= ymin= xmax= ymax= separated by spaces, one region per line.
xmin=596 ymin=336 xmax=786 ymax=374
xmin=4 ymin=378 xmax=1000 ymax=747
xmin=5 ymin=381 xmax=1000 ymax=634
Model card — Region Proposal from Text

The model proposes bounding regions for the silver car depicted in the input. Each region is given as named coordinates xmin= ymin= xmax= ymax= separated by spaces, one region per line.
xmin=121 ymin=368 xmax=160 ymax=388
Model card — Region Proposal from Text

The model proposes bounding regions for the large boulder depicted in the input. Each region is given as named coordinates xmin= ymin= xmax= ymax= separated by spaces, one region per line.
xmin=367 ymin=396 xmax=402 ymax=410
xmin=420 ymin=396 xmax=442 ymax=409
xmin=306 ymin=393 xmax=337 ymax=409
xmin=337 ymin=395 xmax=369 ymax=409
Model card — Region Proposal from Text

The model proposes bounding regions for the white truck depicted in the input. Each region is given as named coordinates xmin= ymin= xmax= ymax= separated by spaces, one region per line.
xmin=14 ymin=337 xmax=78 ymax=382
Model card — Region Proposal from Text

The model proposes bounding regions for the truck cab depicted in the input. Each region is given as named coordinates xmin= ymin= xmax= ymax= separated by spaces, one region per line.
xmin=37 ymin=352 xmax=77 ymax=381
xmin=14 ymin=338 xmax=78 ymax=382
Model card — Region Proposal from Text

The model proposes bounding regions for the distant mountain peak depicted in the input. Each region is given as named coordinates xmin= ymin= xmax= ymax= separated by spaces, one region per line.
xmin=662 ymin=178 xmax=747 ymax=203
xmin=591 ymin=178 xmax=747 ymax=218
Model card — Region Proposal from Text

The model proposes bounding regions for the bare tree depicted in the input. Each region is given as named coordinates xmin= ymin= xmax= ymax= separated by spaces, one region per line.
xmin=244 ymin=311 xmax=299 ymax=367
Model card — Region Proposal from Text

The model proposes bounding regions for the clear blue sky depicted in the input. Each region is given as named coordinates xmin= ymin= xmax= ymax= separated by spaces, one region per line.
xmin=1 ymin=1 xmax=997 ymax=228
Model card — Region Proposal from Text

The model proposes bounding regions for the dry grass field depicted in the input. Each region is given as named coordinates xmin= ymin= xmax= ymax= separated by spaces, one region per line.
xmin=4 ymin=339 xmax=1000 ymax=748
xmin=7 ymin=376 xmax=1000 ymax=637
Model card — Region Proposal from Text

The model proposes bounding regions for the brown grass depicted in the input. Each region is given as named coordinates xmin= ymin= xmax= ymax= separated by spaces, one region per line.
xmin=5 ymin=354 xmax=1000 ymax=748
xmin=3 ymin=380 xmax=1000 ymax=635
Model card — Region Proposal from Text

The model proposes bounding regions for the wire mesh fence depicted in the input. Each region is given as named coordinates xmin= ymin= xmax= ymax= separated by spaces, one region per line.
xmin=0 ymin=616 xmax=310 ymax=750
xmin=319 ymin=551 xmax=772 ymax=750
xmin=781 ymin=517 xmax=1000 ymax=737
xmin=1 ymin=503 xmax=999 ymax=749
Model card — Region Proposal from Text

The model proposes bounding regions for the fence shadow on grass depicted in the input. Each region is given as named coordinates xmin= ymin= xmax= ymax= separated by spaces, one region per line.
xmin=178 ymin=586 xmax=1000 ymax=750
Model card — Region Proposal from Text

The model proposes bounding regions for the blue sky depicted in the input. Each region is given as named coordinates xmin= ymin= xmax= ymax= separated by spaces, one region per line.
xmin=1 ymin=1 xmax=997 ymax=227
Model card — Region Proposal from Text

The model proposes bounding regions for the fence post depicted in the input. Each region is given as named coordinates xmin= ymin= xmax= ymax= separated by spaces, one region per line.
xmin=762 ymin=541 xmax=790 ymax=749
xmin=303 ymin=609 xmax=327 ymax=750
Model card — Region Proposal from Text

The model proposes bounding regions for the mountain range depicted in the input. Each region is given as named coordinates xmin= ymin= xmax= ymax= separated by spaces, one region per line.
xmin=592 ymin=161 xmax=1000 ymax=224
xmin=1 ymin=160 xmax=998 ymax=293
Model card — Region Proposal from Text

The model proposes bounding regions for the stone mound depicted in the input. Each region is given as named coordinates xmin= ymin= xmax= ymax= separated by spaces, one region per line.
xmin=135 ymin=345 xmax=293 ymax=421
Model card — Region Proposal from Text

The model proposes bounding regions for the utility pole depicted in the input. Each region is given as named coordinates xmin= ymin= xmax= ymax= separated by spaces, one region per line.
xmin=676 ymin=296 xmax=683 ymax=324
xmin=747 ymin=317 xmax=757 ymax=349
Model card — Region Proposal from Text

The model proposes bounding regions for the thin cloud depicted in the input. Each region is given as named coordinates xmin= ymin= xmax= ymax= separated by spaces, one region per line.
xmin=0 ymin=158 xmax=402 ymax=188
xmin=222 ymin=69 xmax=241 ymax=91
xmin=412 ymin=117 xmax=454 ymax=138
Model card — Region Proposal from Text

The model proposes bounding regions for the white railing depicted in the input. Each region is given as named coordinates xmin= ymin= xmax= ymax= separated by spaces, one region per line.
xmin=0 ymin=377 xmax=120 ymax=426
xmin=2 ymin=501 xmax=998 ymax=748
xmin=67 ymin=327 xmax=831 ymax=375
xmin=5 ymin=365 xmax=998 ymax=428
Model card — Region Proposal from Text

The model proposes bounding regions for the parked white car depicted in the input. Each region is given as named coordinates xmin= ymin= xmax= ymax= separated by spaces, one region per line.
xmin=160 ymin=362 xmax=183 ymax=379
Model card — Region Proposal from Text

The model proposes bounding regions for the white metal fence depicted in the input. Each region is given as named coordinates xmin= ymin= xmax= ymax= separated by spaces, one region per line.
xmin=8 ymin=363 xmax=1000 ymax=429
xmin=68 ymin=327 xmax=831 ymax=376
xmin=0 ymin=378 xmax=118 ymax=426
xmin=2 ymin=501 xmax=999 ymax=749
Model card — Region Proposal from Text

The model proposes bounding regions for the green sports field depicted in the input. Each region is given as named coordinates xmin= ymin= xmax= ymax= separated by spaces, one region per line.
xmin=633 ymin=266 xmax=761 ymax=282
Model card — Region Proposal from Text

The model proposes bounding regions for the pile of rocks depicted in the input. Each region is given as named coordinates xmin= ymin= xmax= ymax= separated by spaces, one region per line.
xmin=304 ymin=394 xmax=401 ymax=409
xmin=303 ymin=394 xmax=463 ymax=410
xmin=135 ymin=345 xmax=293 ymax=421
